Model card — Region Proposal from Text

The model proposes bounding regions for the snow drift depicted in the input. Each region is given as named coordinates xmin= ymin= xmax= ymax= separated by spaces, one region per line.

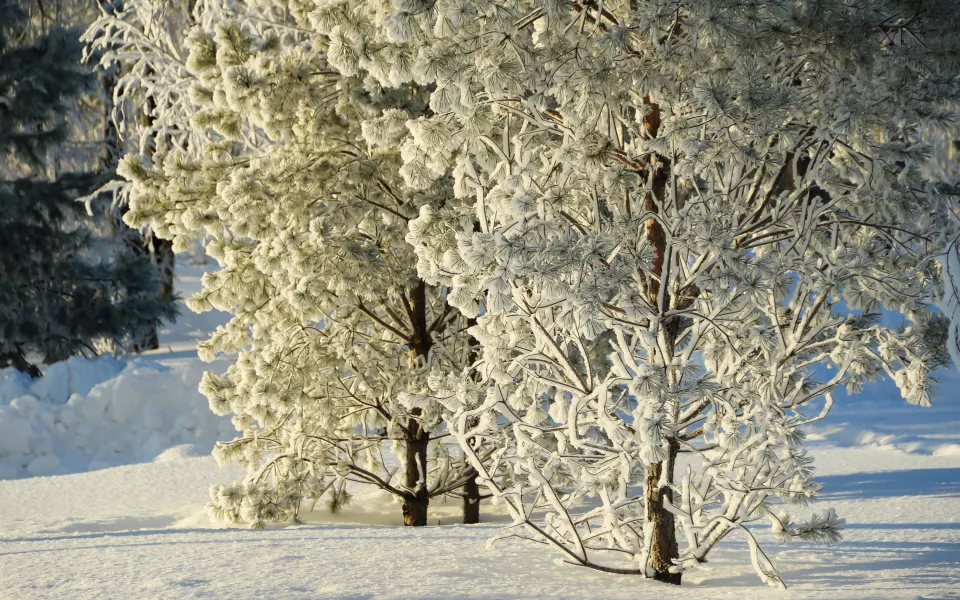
xmin=0 ymin=355 xmax=233 ymax=479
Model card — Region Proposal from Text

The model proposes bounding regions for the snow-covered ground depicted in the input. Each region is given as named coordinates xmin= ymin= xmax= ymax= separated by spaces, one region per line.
xmin=1 ymin=265 xmax=959 ymax=599
xmin=0 ymin=267 xmax=234 ymax=480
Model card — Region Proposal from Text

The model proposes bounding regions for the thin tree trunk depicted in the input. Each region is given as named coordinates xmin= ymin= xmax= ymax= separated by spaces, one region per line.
xmin=153 ymin=236 xmax=176 ymax=302
xmin=148 ymin=235 xmax=176 ymax=349
xmin=402 ymin=410 xmax=430 ymax=526
xmin=461 ymin=316 xmax=483 ymax=525
xmin=399 ymin=281 xmax=434 ymax=526
xmin=645 ymin=440 xmax=681 ymax=584
xmin=462 ymin=467 xmax=481 ymax=524
xmin=638 ymin=96 xmax=682 ymax=584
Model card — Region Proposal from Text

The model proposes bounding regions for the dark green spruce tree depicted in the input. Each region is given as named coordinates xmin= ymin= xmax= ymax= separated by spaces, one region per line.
xmin=0 ymin=0 xmax=177 ymax=377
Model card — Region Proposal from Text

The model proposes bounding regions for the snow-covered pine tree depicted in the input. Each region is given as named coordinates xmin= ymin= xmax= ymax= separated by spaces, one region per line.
xmin=0 ymin=0 xmax=178 ymax=377
xmin=98 ymin=0 xmax=485 ymax=526
xmin=85 ymin=0 xmax=199 ymax=352
xmin=336 ymin=0 xmax=960 ymax=586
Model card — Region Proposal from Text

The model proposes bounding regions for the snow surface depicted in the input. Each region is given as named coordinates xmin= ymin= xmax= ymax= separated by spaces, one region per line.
xmin=1 ymin=265 xmax=959 ymax=598
xmin=0 ymin=356 xmax=235 ymax=479
xmin=0 ymin=266 xmax=235 ymax=480
xmin=1 ymin=446 xmax=958 ymax=599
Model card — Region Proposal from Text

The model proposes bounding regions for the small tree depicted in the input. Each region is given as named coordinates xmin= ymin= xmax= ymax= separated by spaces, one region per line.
xmin=339 ymin=0 xmax=960 ymax=586
xmin=106 ymin=0 xmax=486 ymax=526
xmin=0 ymin=0 xmax=178 ymax=377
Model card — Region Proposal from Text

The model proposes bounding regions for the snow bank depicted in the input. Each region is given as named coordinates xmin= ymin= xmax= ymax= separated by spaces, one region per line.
xmin=0 ymin=355 xmax=234 ymax=479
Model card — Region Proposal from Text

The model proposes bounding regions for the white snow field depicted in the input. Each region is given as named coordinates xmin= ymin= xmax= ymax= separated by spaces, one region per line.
xmin=1 ymin=266 xmax=959 ymax=599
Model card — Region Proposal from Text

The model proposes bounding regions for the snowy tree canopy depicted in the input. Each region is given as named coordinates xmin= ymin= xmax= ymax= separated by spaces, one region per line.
xmin=93 ymin=0 xmax=484 ymax=527
xmin=340 ymin=0 xmax=959 ymax=586
xmin=83 ymin=0 xmax=210 ymax=159
xmin=86 ymin=0 xmax=960 ymax=587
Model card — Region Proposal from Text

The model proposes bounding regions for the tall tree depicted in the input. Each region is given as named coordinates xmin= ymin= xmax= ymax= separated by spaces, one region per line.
xmin=340 ymin=0 xmax=960 ymax=586
xmin=98 ymin=0 xmax=486 ymax=526
xmin=0 ymin=0 xmax=178 ymax=377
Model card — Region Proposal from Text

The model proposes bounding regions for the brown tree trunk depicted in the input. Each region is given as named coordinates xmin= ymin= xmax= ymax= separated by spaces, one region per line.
xmin=153 ymin=237 xmax=176 ymax=301
xmin=402 ymin=410 xmax=430 ymax=526
xmin=149 ymin=235 xmax=176 ymax=349
xmin=400 ymin=281 xmax=433 ymax=526
xmin=637 ymin=96 xmax=682 ymax=584
xmin=462 ymin=467 xmax=481 ymax=524
xmin=645 ymin=440 xmax=681 ymax=585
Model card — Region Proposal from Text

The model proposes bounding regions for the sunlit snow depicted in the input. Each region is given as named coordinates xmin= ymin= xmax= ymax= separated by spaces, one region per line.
xmin=1 ymin=266 xmax=958 ymax=599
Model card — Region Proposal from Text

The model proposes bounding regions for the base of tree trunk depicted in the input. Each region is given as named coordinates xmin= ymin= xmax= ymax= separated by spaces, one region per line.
xmin=133 ymin=328 xmax=160 ymax=352
xmin=402 ymin=498 xmax=429 ymax=526
xmin=462 ymin=469 xmax=480 ymax=524
xmin=645 ymin=446 xmax=680 ymax=585
xmin=403 ymin=410 xmax=430 ymax=526
xmin=652 ymin=570 xmax=682 ymax=586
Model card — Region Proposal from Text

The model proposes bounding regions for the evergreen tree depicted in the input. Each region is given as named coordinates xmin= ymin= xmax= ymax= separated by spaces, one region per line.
xmin=0 ymin=0 xmax=178 ymax=377
xmin=87 ymin=0 xmax=960 ymax=587
xmin=91 ymin=0 xmax=486 ymax=527
xmin=341 ymin=0 xmax=959 ymax=587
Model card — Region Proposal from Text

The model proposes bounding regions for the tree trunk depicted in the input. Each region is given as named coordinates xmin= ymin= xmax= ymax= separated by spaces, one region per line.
xmin=462 ymin=318 xmax=483 ymax=525
xmin=153 ymin=236 xmax=176 ymax=304
xmin=148 ymin=236 xmax=176 ymax=349
xmin=645 ymin=441 xmax=681 ymax=585
xmin=462 ymin=467 xmax=481 ymax=524
xmin=402 ymin=410 xmax=430 ymax=526
xmin=636 ymin=95 xmax=683 ymax=584
xmin=131 ymin=236 xmax=175 ymax=352
xmin=400 ymin=281 xmax=433 ymax=526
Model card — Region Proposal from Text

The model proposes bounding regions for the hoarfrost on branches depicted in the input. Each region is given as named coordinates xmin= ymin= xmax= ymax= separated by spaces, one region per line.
xmin=87 ymin=0 xmax=960 ymax=586
xmin=348 ymin=0 xmax=960 ymax=585
xmin=95 ymin=0 xmax=484 ymax=527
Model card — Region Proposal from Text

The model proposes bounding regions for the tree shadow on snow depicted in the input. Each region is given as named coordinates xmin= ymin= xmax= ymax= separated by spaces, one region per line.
xmin=0 ymin=527 xmax=242 ymax=545
xmin=818 ymin=468 xmax=960 ymax=499
xmin=698 ymin=540 xmax=960 ymax=591
xmin=782 ymin=541 xmax=960 ymax=590
xmin=0 ymin=521 xmax=502 ymax=548
xmin=842 ymin=522 xmax=960 ymax=530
